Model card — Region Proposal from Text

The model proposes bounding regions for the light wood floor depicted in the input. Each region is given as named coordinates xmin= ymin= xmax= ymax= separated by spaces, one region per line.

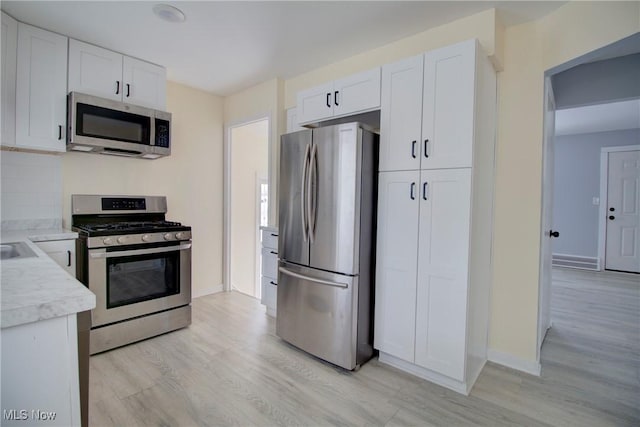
xmin=89 ymin=268 xmax=640 ymax=426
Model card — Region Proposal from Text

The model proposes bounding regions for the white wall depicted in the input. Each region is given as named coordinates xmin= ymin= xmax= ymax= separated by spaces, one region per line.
xmin=230 ymin=119 xmax=269 ymax=296
xmin=1 ymin=151 xmax=62 ymax=230
xmin=62 ymin=81 xmax=225 ymax=298
xmin=552 ymin=128 xmax=640 ymax=258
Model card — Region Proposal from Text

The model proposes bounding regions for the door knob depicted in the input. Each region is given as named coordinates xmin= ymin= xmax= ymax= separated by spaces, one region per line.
xmin=609 ymin=215 xmax=615 ymax=220
xmin=549 ymin=230 xmax=560 ymax=238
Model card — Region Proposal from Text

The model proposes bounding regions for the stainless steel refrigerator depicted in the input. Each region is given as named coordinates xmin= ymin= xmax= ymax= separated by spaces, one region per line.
xmin=277 ymin=122 xmax=378 ymax=370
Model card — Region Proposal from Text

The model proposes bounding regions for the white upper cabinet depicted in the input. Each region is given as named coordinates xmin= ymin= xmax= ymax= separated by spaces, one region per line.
xmin=68 ymin=39 xmax=123 ymax=102
xmin=380 ymin=39 xmax=477 ymax=171
xmin=422 ymin=41 xmax=475 ymax=169
xmin=286 ymin=107 xmax=305 ymax=133
xmin=296 ymin=67 xmax=381 ymax=125
xmin=379 ymin=55 xmax=424 ymax=172
xmin=1 ymin=12 xmax=18 ymax=147
xmin=68 ymin=39 xmax=166 ymax=110
xmin=122 ymin=56 xmax=166 ymax=110
xmin=15 ymin=23 xmax=67 ymax=152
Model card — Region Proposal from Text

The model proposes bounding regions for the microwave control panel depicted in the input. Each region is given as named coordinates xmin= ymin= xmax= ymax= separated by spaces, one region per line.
xmin=155 ymin=119 xmax=170 ymax=148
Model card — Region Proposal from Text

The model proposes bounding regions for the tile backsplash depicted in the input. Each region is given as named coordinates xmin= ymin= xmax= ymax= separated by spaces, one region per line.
xmin=1 ymin=151 xmax=63 ymax=230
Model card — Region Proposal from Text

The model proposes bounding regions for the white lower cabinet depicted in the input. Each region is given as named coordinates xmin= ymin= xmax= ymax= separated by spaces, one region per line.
xmin=260 ymin=227 xmax=278 ymax=317
xmin=34 ymin=239 xmax=76 ymax=278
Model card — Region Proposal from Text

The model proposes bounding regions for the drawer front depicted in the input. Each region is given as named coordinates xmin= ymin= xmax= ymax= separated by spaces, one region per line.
xmin=34 ymin=239 xmax=75 ymax=253
xmin=261 ymin=247 xmax=278 ymax=279
xmin=261 ymin=276 xmax=277 ymax=311
xmin=261 ymin=229 xmax=279 ymax=250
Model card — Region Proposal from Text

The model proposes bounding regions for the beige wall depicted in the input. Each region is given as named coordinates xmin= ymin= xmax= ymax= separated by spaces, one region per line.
xmin=62 ymin=81 xmax=225 ymax=297
xmin=229 ymin=119 xmax=269 ymax=296
xmin=224 ymin=78 xmax=285 ymax=226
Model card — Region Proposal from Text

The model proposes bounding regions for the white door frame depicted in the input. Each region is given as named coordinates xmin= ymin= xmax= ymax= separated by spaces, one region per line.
xmin=223 ymin=113 xmax=272 ymax=292
xmin=598 ymin=144 xmax=640 ymax=271
xmin=537 ymin=76 xmax=555 ymax=364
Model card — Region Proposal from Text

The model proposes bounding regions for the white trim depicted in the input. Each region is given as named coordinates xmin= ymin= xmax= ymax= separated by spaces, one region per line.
xmin=378 ymin=352 xmax=475 ymax=395
xmin=552 ymin=253 xmax=599 ymax=270
xmin=487 ymin=349 xmax=541 ymax=377
xmin=598 ymin=144 xmax=640 ymax=272
xmin=192 ymin=283 xmax=224 ymax=298
xmin=537 ymin=76 xmax=555 ymax=364
xmin=223 ymin=113 xmax=273 ymax=293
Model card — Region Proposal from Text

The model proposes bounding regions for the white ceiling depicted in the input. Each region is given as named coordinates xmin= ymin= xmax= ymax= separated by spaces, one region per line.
xmin=1 ymin=1 xmax=565 ymax=96
xmin=555 ymin=99 xmax=640 ymax=136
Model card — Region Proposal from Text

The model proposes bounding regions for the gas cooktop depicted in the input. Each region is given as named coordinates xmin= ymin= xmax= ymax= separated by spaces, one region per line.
xmin=75 ymin=220 xmax=189 ymax=236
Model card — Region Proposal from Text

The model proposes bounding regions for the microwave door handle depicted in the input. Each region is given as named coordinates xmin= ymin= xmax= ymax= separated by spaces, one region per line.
xmin=89 ymin=243 xmax=192 ymax=259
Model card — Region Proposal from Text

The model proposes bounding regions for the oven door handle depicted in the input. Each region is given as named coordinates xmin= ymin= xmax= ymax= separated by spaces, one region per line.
xmin=89 ymin=243 xmax=192 ymax=259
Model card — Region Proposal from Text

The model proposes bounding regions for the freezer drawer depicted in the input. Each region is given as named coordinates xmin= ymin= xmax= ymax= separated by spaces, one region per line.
xmin=276 ymin=262 xmax=366 ymax=370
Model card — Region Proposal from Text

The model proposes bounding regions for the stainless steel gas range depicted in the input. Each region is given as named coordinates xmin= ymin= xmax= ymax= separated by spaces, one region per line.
xmin=72 ymin=194 xmax=192 ymax=354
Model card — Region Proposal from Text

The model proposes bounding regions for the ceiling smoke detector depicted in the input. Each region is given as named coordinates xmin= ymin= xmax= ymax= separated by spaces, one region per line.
xmin=153 ymin=4 xmax=186 ymax=23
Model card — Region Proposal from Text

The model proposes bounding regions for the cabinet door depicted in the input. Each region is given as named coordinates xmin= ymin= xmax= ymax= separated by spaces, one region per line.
xmin=379 ymin=55 xmax=423 ymax=172
xmin=414 ymin=168 xmax=471 ymax=381
xmin=296 ymin=81 xmax=334 ymax=125
xmin=122 ymin=56 xmax=166 ymax=110
xmin=35 ymin=239 xmax=76 ymax=278
xmin=1 ymin=12 xmax=18 ymax=147
xmin=422 ymin=40 xmax=476 ymax=169
xmin=15 ymin=23 xmax=67 ymax=152
xmin=333 ymin=67 xmax=381 ymax=117
xmin=68 ymin=39 xmax=123 ymax=102
xmin=374 ymin=170 xmax=420 ymax=362
xmin=286 ymin=107 xmax=305 ymax=133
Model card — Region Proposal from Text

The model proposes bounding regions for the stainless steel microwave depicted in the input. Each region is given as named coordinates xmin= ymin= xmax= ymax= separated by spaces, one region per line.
xmin=67 ymin=92 xmax=171 ymax=159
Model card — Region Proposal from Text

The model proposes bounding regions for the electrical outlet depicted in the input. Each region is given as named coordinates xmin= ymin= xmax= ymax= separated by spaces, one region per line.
xmin=592 ymin=197 xmax=600 ymax=206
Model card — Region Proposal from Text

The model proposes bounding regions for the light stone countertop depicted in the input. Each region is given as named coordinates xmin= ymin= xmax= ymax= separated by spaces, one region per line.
xmin=1 ymin=229 xmax=96 ymax=329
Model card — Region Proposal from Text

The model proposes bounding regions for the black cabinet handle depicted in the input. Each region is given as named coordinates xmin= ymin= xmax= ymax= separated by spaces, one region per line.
xmin=608 ymin=216 xmax=615 ymax=220
xmin=410 ymin=183 xmax=416 ymax=200
xmin=326 ymin=93 xmax=331 ymax=108
xmin=609 ymin=207 xmax=615 ymax=212
xmin=423 ymin=182 xmax=428 ymax=200
xmin=334 ymin=91 xmax=339 ymax=106
xmin=270 ymin=250 xmax=278 ymax=255
xmin=67 ymin=250 xmax=72 ymax=267
xmin=270 ymin=233 xmax=278 ymax=237
xmin=270 ymin=281 xmax=277 ymax=286
xmin=116 ymin=80 xmax=120 ymax=95
xmin=424 ymin=139 xmax=429 ymax=158
xmin=411 ymin=141 xmax=417 ymax=158
xmin=549 ymin=230 xmax=560 ymax=238
xmin=58 ymin=125 xmax=63 ymax=140
xmin=126 ymin=83 xmax=130 ymax=97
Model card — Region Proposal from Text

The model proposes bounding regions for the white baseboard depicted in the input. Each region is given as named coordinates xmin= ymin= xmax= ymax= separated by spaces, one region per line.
xmin=487 ymin=349 xmax=541 ymax=376
xmin=552 ymin=253 xmax=599 ymax=271
xmin=192 ymin=283 xmax=224 ymax=298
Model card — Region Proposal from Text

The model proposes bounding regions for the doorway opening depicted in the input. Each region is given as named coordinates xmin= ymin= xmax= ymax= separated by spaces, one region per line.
xmin=227 ymin=117 xmax=270 ymax=298
xmin=538 ymin=34 xmax=640 ymax=367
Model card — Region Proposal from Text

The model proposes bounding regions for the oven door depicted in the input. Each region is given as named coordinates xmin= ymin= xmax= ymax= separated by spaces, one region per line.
xmin=87 ymin=242 xmax=191 ymax=328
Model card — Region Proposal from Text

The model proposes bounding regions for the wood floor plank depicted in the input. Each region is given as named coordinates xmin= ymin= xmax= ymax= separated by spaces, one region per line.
xmin=88 ymin=268 xmax=640 ymax=426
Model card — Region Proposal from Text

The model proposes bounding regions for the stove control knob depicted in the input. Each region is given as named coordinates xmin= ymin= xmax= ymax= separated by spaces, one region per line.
xmin=103 ymin=237 xmax=114 ymax=246
xmin=142 ymin=234 xmax=152 ymax=243
xmin=117 ymin=236 xmax=128 ymax=245
xmin=164 ymin=233 xmax=175 ymax=241
xmin=176 ymin=232 xmax=187 ymax=240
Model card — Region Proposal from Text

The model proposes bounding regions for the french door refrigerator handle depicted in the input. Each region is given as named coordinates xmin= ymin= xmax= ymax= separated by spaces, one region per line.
xmin=279 ymin=266 xmax=348 ymax=288
xmin=301 ymin=143 xmax=311 ymax=242
xmin=307 ymin=143 xmax=318 ymax=243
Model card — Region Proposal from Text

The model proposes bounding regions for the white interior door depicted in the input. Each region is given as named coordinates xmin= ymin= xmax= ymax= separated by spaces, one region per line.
xmin=538 ymin=77 xmax=556 ymax=357
xmin=605 ymin=149 xmax=640 ymax=273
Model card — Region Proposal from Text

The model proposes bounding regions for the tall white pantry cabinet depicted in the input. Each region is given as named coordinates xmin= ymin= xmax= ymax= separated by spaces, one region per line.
xmin=374 ymin=39 xmax=497 ymax=395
